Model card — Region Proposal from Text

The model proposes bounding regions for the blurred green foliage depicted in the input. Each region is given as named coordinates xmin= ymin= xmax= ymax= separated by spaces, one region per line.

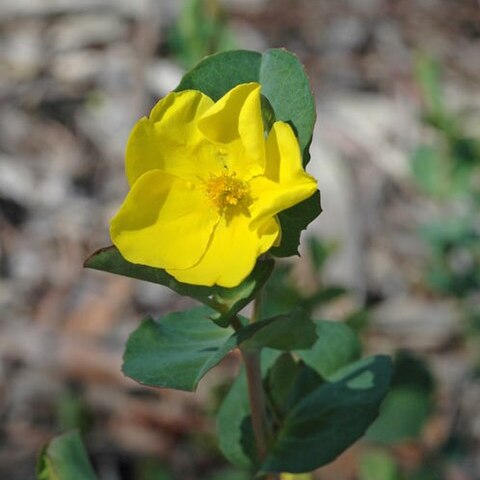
xmin=136 ymin=459 xmax=173 ymax=480
xmin=168 ymin=0 xmax=236 ymax=68
xmin=367 ymin=351 xmax=434 ymax=445
xmin=261 ymin=237 xmax=367 ymax=324
xmin=411 ymin=54 xmax=480 ymax=343
xmin=360 ymin=53 xmax=480 ymax=480
xmin=359 ymin=450 xmax=401 ymax=480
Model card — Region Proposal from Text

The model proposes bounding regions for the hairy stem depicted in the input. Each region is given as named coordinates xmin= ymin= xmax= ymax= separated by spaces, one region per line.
xmin=240 ymin=294 xmax=280 ymax=480
xmin=242 ymin=349 xmax=269 ymax=459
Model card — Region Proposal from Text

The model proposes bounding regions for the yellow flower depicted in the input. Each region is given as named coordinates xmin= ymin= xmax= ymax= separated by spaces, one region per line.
xmin=110 ymin=82 xmax=317 ymax=287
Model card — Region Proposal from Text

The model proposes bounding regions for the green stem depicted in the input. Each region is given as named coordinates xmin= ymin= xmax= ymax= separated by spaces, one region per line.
xmin=240 ymin=294 xmax=280 ymax=480
xmin=241 ymin=349 xmax=269 ymax=459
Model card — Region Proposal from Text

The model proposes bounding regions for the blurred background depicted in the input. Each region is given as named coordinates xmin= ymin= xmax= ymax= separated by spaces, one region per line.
xmin=0 ymin=0 xmax=479 ymax=479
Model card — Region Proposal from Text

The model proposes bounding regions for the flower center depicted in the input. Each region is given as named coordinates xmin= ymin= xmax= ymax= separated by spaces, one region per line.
xmin=205 ymin=171 xmax=249 ymax=212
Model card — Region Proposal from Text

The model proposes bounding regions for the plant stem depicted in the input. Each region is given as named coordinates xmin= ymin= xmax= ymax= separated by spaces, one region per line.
xmin=241 ymin=349 xmax=269 ymax=458
xmin=240 ymin=294 xmax=280 ymax=480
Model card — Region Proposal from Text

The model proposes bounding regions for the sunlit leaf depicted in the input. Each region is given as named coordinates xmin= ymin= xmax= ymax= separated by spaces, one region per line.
xmin=296 ymin=319 xmax=361 ymax=379
xmin=123 ymin=307 xmax=234 ymax=391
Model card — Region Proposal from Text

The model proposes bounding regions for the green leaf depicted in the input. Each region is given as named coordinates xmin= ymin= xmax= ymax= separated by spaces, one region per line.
xmin=266 ymin=354 xmax=301 ymax=417
xmin=37 ymin=431 xmax=97 ymax=480
xmin=176 ymin=48 xmax=315 ymax=164
xmin=218 ymin=317 xmax=358 ymax=470
xmin=208 ymin=311 xmax=318 ymax=384
xmin=122 ymin=307 xmax=234 ymax=391
xmin=366 ymin=388 xmax=431 ymax=444
xmin=366 ymin=351 xmax=434 ymax=445
xmin=84 ymin=246 xmax=273 ymax=327
xmin=270 ymin=190 xmax=322 ymax=257
xmin=282 ymin=364 xmax=324 ymax=414
xmin=389 ymin=350 xmax=435 ymax=395
xmin=123 ymin=306 xmax=318 ymax=393
xmin=261 ymin=355 xmax=393 ymax=473
xmin=85 ymin=245 xmax=215 ymax=301
xmin=176 ymin=50 xmax=262 ymax=101
xmin=296 ymin=319 xmax=361 ymax=379
xmin=258 ymin=48 xmax=316 ymax=166
xmin=217 ymin=368 xmax=256 ymax=469
xmin=307 ymin=285 xmax=346 ymax=307
xmin=241 ymin=310 xmax=318 ymax=351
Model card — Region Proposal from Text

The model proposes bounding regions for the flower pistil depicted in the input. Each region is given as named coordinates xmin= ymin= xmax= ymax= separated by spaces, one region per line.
xmin=205 ymin=170 xmax=250 ymax=212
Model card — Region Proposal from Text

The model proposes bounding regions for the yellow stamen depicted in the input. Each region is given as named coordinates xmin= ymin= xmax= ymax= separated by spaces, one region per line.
xmin=205 ymin=171 xmax=249 ymax=211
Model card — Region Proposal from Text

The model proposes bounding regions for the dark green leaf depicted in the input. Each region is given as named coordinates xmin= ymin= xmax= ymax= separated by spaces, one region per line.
xmin=366 ymin=350 xmax=434 ymax=445
xmin=37 ymin=431 xmax=97 ymax=480
xmin=122 ymin=307 xmax=234 ymax=391
xmin=266 ymin=354 xmax=301 ymax=418
xmin=260 ymin=95 xmax=276 ymax=133
xmin=283 ymin=364 xmax=324 ymax=413
xmin=270 ymin=190 xmax=321 ymax=257
xmin=176 ymin=50 xmax=262 ymax=101
xmin=307 ymin=286 xmax=346 ymax=307
xmin=390 ymin=350 xmax=435 ymax=395
xmin=217 ymin=369 xmax=256 ymax=470
xmin=261 ymin=355 xmax=393 ymax=473
xmin=84 ymin=246 xmax=273 ymax=327
xmin=124 ymin=307 xmax=315 ymax=393
xmin=85 ymin=246 xmax=214 ymax=302
xmin=208 ymin=311 xmax=318 ymax=377
xmin=366 ymin=388 xmax=431 ymax=444
xmin=258 ymin=48 xmax=316 ymax=165
xmin=241 ymin=310 xmax=318 ymax=351
xmin=296 ymin=319 xmax=361 ymax=379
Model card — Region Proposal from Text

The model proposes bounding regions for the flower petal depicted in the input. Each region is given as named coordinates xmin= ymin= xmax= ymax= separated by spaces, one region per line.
xmin=126 ymin=90 xmax=214 ymax=185
xmin=167 ymin=214 xmax=279 ymax=287
xmin=198 ymin=83 xmax=265 ymax=177
xmin=249 ymin=121 xmax=317 ymax=225
xmin=110 ymin=170 xmax=219 ymax=270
